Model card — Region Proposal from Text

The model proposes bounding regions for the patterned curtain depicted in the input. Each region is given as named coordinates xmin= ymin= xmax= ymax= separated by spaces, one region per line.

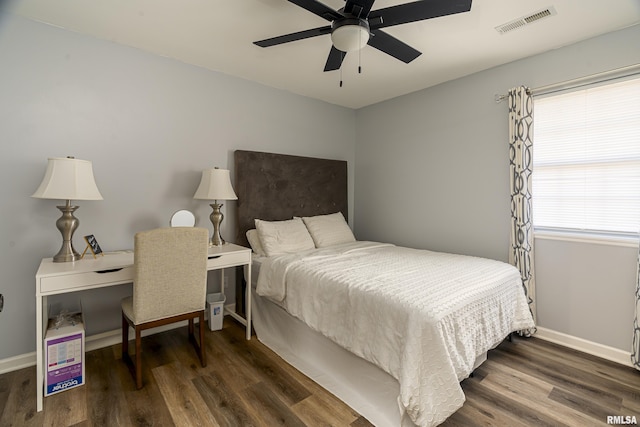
xmin=632 ymin=242 xmax=640 ymax=370
xmin=508 ymin=86 xmax=537 ymax=336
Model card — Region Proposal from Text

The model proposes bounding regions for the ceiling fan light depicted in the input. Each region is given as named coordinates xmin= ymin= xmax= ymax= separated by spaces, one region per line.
xmin=331 ymin=20 xmax=370 ymax=52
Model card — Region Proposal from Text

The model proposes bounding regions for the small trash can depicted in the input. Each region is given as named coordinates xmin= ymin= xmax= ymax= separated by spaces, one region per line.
xmin=206 ymin=293 xmax=226 ymax=331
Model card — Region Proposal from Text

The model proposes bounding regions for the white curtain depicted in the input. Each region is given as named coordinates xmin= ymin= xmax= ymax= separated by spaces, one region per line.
xmin=632 ymin=242 xmax=640 ymax=371
xmin=508 ymin=86 xmax=537 ymax=335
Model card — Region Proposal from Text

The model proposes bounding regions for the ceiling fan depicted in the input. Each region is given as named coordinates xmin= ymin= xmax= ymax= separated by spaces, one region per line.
xmin=254 ymin=0 xmax=473 ymax=72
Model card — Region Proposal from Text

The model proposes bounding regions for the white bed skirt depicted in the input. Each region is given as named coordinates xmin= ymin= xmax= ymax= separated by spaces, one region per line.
xmin=252 ymin=288 xmax=488 ymax=426
xmin=252 ymin=287 xmax=404 ymax=426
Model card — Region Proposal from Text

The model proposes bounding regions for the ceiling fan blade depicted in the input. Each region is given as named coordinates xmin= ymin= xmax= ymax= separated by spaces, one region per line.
xmin=324 ymin=46 xmax=346 ymax=71
xmin=254 ymin=25 xmax=332 ymax=48
xmin=368 ymin=29 xmax=421 ymax=63
xmin=369 ymin=0 xmax=472 ymax=29
xmin=288 ymin=0 xmax=344 ymax=21
xmin=343 ymin=0 xmax=376 ymax=18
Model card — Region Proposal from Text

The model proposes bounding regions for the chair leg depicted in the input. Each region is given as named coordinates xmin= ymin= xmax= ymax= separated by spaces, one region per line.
xmin=199 ymin=311 xmax=206 ymax=367
xmin=124 ymin=312 xmax=206 ymax=388
xmin=188 ymin=318 xmax=194 ymax=336
xmin=122 ymin=312 xmax=129 ymax=358
xmin=135 ymin=326 xmax=143 ymax=389
xmin=121 ymin=314 xmax=140 ymax=389
xmin=187 ymin=313 xmax=206 ymax=368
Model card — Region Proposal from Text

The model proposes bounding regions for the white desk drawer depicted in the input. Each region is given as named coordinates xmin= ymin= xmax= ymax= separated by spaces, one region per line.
xmin=207 ymin=251 xmax=250 ymax=269
xmin=39 ymin=266 xmax=134 ymax=294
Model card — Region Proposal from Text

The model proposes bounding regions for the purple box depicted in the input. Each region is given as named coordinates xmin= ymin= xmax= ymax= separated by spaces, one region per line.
xmin=44 ymin=313 xmax=85 ymax=396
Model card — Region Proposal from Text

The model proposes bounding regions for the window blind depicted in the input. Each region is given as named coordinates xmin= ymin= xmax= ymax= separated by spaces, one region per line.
xmin=532 ymin=76 xmax=640 ymax=236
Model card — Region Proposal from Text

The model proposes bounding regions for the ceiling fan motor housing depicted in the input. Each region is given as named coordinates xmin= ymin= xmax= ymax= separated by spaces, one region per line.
xmin=331 ymin=18 xmax=371 ymax=52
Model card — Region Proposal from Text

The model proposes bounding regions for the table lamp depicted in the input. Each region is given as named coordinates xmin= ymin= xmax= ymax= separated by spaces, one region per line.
xmin=193 ymin=167 xmax=237 ymax=246
xmin=32 ymin=156 xmax=103 ymax=262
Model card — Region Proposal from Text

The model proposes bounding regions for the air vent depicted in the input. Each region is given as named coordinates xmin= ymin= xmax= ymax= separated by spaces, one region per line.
xmin=495 ymin=6 xmax=557 ymax=34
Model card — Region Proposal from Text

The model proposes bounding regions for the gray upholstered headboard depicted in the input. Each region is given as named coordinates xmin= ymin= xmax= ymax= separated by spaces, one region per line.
xmin=234 ymin=150 xmax=348 ymax=247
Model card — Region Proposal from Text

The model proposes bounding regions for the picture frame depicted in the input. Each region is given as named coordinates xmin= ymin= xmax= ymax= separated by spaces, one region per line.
xmin=81 ymin=235 xmax=103 ymax=259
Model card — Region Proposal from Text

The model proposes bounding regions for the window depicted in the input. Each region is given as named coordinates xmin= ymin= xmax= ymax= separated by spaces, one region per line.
xmin=532 ymin=76 xmax=640 ymax=238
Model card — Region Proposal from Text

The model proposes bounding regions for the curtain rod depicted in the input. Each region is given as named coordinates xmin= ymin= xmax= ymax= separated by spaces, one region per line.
xmin=494 ymin=63 xmax=640 ymax=103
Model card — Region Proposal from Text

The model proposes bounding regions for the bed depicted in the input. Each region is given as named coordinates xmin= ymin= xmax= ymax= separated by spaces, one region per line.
xmin=234 ymin=150 xmax=535 ymax=427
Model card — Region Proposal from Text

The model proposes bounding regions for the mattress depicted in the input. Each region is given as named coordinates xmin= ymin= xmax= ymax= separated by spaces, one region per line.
xmin=255 ymin=241 xmax=535 ymax=426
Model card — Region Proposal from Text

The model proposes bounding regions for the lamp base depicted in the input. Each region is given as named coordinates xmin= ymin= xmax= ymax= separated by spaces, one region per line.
xmin=209 ymin=203 xmax=226 ymax=247
xmin=53 ymin=202 xmax=81 ymax=263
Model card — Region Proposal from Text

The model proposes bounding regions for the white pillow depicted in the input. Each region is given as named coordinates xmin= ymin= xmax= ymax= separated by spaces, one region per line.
xmin=255 ymin=218 xmax=315 ymax=256
xmin=246 ymin=229 xmax=266 ymax=257
xmin=302 ymin=212 xmax=355 ymax=248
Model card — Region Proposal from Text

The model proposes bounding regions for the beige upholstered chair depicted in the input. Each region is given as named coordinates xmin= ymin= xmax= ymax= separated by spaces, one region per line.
xmin=121 ymin=227 xmax=209 ymax=389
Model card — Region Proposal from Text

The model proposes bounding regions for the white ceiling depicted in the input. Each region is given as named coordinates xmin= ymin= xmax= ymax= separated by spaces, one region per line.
xmin=9 ymin=0 xmax=640 ymax=109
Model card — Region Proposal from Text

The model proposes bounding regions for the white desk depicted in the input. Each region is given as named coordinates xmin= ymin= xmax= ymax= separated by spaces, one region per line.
xmin=34 ymin=243 xmax=251 ymax=412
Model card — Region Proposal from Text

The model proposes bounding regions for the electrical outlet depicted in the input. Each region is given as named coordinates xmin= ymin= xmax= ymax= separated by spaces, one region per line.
xmin=0 ymin=294 xmax=4 ymax=312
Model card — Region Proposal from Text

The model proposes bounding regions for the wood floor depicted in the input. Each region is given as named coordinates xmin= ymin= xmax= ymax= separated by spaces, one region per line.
xmin=1 ymin=318 xmax=638 ymax=426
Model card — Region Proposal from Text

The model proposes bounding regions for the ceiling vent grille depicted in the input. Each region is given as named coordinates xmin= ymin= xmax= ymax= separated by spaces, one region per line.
xmin=495 ymin=6 xmax=557 ymax=34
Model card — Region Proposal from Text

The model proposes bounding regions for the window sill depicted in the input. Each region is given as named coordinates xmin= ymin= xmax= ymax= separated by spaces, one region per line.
xmin=534 ymin=229 xmax=639 ymax=248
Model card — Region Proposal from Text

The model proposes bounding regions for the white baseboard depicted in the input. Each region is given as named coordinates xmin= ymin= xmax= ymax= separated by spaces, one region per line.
xmin=0 ymin=351 xmax=36 ymax=375
xmin=0 ymin=313 xmax=219 ymax=375
xmin=84 ymin=320 xmax=197 ymax=353
xmin=4 ymin=318 xmax=630 ymax=375
xmin=535 ymin=327 xmax=632 ymax=368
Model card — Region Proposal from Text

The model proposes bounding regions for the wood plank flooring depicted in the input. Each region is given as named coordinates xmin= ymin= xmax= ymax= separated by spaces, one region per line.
xmin=1 ymin=318 xmax=638 ymax=426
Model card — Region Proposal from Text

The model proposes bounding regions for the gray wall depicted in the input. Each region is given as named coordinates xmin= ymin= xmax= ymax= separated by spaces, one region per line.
xmin=354 ymin=24 xmax=640 ymax=352
xmin=0 ymin=15 xmax=356 ymax=360
xmin=1 ymin=11 xmax=638 ymax=362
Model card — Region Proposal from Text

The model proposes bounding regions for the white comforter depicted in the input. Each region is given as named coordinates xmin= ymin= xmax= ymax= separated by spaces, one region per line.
xmin=257 ymin=241 xmax=535 ymax=427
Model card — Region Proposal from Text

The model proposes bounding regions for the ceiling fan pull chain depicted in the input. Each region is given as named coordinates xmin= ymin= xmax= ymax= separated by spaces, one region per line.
xmin=358 ymin=28 xmax=362 ymax=74
xmin=340 ymin=51 xmax=344 ymax=87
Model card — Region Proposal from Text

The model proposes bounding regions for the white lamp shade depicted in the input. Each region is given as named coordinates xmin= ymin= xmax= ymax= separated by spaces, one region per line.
xmin=193 ymin=168 xmax=237 ymax=201
xmin=32 ymin=157 xmax=103 ymax=201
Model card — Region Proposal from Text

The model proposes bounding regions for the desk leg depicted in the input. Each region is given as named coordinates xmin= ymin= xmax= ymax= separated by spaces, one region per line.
xmin=246 ymin=263 xmax=251 ymax=340
xmin=36 ymin=294 xmax=46 ymax=412
xmin=219 ymin=269 xmax=225 ymax=298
